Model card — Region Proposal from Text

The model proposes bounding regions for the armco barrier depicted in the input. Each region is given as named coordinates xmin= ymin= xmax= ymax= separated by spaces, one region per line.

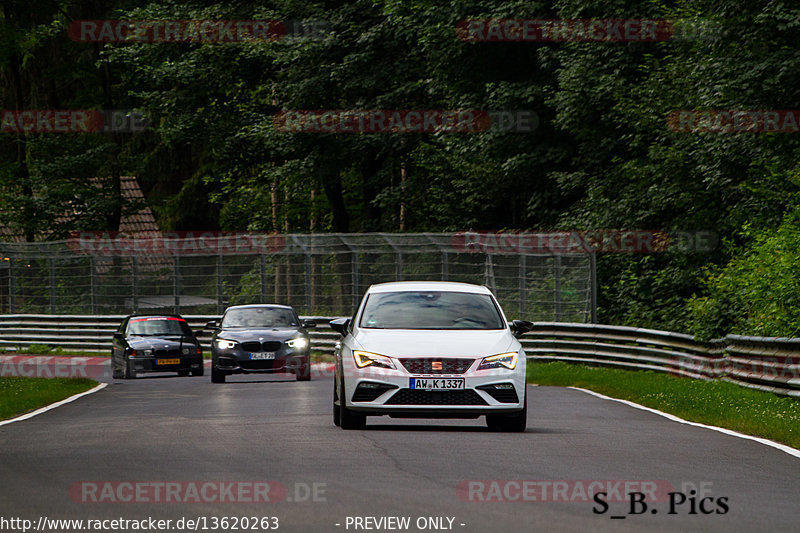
xmin=525 ymin=323 xmax=799 ymax=398
xmin=0 ymin=316 xmax=798 ymax=397
xmin=0 ymin=314 xmax=341 ymax=355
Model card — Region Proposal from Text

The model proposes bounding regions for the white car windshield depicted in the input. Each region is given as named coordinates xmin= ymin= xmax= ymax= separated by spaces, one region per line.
xmin=359 ymin=291 xmax=505 ymax=330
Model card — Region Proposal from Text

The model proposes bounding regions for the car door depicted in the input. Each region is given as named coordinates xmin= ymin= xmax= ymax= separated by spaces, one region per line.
xmin=111 ymin=319 xmax=128 ymax=372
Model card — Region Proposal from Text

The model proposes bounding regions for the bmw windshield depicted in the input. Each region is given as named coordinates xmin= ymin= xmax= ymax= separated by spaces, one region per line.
xmin=358 ymin=291 xmax=505 ymax=330
xmin=221 ymin=307 xmax=299 ymax=328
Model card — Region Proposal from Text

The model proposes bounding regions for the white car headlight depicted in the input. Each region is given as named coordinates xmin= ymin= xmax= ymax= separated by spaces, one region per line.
xmin=287 ymin=337 xmax=309 ymax=350
xmin=215 ymin=339 xmax=237 ymax=350
xmin=478 ymin=352 xmax=518 ymax=370
xmin=353 ymin=350 xmax=395 ymax=369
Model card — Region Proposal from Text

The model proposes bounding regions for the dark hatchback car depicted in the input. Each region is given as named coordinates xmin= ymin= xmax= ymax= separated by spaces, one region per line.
xmin=208 ymin=304 xmax=315 ymax=383
xmin=111 ymin=314 xmax=204 ymax=379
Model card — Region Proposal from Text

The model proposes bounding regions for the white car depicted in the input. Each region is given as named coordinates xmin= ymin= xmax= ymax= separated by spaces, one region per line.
xmin=330 ymin=281 xmax=532 ymax=431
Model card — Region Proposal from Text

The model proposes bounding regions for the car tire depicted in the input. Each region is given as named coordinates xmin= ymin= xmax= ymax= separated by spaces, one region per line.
xmin=192 ymin=367 xmax=204 ymax=377
xmin=339 ymin=374 xmax=365 ymax=430
xmin=211 ymin=366 xmax=226 ymax=383
xmin=296 ymin=360 xmax=311 ymax=381
xmin=486 ymin=394 xmax=527 ymax=432
xmin=333 ymin=380 xmax=341 ymax=427
xmin=123 ymin=360 xmax=135 ymax=379
xmin=177 ymin=369 xmax=190 ymax=377
xmin=111 ymin=356 xmax=123 ymax=379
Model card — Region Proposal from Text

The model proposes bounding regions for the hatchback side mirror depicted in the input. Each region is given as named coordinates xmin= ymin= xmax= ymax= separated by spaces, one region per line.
xmin=302 ymin=319 xmax=317 ymax=329
xmin=329 ymin=318 xmax=350 ymax=336
xmin=511 ymin=319 xmax=534 ymax=338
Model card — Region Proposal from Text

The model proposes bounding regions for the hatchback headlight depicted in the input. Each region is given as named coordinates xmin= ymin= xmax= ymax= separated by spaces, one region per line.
xmin=287 ymin=337 xmax=309 ymax=350
xmin=353 ymin=350 xmax=395 ymax=369
xmin=478 ymin=352 xmax=518 ymax=370
xmin=215 ymin=339 xmax=237 ymax=350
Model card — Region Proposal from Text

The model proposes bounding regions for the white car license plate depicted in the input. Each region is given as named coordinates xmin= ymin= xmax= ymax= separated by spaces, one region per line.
xmin=249 ymin=352 xmax=275 ymax=360
xmin=410 ymin=378 xmax=464 ymax=391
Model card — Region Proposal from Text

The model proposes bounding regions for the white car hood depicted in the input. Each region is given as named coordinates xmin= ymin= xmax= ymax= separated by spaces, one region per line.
xmin=353 ymin=328 xmax=516 ymax=358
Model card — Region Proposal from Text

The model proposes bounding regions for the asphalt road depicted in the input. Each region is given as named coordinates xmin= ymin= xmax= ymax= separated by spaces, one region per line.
xmin=0 ymin=370 xmax=798 ymax=533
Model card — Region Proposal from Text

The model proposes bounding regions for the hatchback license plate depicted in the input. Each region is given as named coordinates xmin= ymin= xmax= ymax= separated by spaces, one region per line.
xmin=249 ymin=352 xmax=275 ymax=360
xmin=410 ymin=378 xmax=464 ymax=391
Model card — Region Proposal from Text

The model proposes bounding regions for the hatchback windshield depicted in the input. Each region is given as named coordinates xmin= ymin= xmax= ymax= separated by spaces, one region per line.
xmin=127 ymin=317 xmax=190 ymax=336
xmin=221 ymin=307 xmax=298 ymax=328
xmin=359 ymin=291 xmax=505 ymax=329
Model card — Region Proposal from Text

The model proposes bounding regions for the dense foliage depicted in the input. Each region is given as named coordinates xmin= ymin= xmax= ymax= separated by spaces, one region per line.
xmin=3 ymin=0 xmax=800 ymax=336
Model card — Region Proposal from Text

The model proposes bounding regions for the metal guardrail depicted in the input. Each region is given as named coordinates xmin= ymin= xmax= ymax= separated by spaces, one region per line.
xmin=526 ymin=323 xmax=800 ymax=398
xmin=0 ymin=314 xmax=342 ymax=355
xmin=0 ymin=316 xmax=798 ymax=397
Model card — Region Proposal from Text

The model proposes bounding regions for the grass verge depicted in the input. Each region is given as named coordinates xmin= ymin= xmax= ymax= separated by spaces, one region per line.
xmin=0 ymin=377 xmax=98 ymax=421
xmin=528 ymin=361 xmax=800 ymax=450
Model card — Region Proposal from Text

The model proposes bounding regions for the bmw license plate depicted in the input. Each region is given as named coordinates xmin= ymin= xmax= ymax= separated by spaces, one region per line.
xmin=249 ymin=352 xmax=275 ymax=360
xmin=156 ymin=358 xmax=180 ymax=365
xmin=410 ymin=378 xmax=464 ymax=391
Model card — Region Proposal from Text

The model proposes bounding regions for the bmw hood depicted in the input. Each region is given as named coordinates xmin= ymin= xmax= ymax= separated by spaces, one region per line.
xmin=353 ymin=329 xmax=517 ymax=358
xmin=217 ymin=328 xmax=302 ymax=342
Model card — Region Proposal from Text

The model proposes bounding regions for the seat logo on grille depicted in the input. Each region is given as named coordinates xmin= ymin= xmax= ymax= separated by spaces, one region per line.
xmin=431 ymin=361 xmax=443 ymax=370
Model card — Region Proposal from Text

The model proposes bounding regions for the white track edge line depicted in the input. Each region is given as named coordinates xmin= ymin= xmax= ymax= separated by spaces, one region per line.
xmin=569 ymin=386 xmax=800 ymax=459
xmin=0 ymin=382 xmax=107 ymax=427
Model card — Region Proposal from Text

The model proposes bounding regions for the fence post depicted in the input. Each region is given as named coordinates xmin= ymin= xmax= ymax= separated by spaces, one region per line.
xmin=90 ymin=256 xmax=97 ymax=314
xmin=49 ymin=258 xmax=56 ymax=313
xmin=217 ymin=254 xmax=224 ymax=313
xmin=519 ymin=254 xmax=526 ymax=317
xmin=173 ymin=255 xmax=180 ymax=314
xmin=305 ymin=252 xmax=312 ymax=312
xmin=589 ymin=253 xmax=597 ymax=324
xmin=352 ymin=252 xmax=359 ymax=310
xmin=260 ymin=254 xmax=267 ymax=304
xmin=441 ymin=252 xmax=448 ymax=281
xmin=554 ymin=254 xmax=562 ymax=321
xmin=132 ymin=256 xmax=138 ymax=312
xmin=8 ymin=258 xmax=14 ymax=313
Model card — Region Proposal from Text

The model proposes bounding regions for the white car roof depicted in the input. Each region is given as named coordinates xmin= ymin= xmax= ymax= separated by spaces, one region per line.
xmin=366 ymin=281 xmax=493 ymax=295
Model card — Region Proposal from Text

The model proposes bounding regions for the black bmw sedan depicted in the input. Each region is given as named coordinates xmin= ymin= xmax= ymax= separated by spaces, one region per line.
xmin=111 ymin=314 xmax=204 ymax=379
xmin=208 ymin=304 xmax=315 ymax=383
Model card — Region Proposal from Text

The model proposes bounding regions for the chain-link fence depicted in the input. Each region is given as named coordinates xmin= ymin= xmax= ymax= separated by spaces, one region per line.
xmin=0 ymin=233 xmax=595 ymax=321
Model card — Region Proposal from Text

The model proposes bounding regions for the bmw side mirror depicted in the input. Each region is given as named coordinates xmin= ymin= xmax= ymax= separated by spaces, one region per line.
xmin=302 ymin=319 xmax=317 ymax=329
xmin=511 ymin=319 xmax=534 ymax=338
xmin=329 ymin=318 xmax=350 ymax=336
xmin=205 ymin=320 xmax=218 ymax=330
xmin=113 ymin=332 xmax=124 ymax=340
